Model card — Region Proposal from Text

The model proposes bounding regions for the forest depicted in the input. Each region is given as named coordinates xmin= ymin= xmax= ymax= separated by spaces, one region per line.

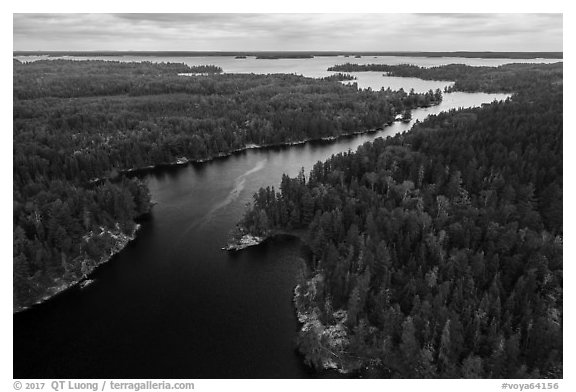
xmin=238 ymin=63 xmax=562 ymax=377
xmin=13 ymin=59 xmax=442 ymax=311
xmin=328 ymin=62 xmax=563 ymax=93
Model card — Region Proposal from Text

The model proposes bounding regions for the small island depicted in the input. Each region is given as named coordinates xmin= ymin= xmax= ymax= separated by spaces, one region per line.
xmin=321 ymin=73 xmax=357 ymax=82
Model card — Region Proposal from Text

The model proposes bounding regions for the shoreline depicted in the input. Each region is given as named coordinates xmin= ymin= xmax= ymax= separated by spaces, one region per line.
xmin=223 ymin=229 xmax=308 ymax=252
xmin=87 ymin=97 xmax=446 ymax=186
xmin=224 ymin=228 xmax=349 ymax=373
xmin=13 ymin=223 xmax=142 ymax=314
xmin=89 ymin=129 xmax=387 ymax=184
xmin=293 ymin=277 xmax=353 ymax=374
xmin=119 ymin=125 xmax=394 ymax=177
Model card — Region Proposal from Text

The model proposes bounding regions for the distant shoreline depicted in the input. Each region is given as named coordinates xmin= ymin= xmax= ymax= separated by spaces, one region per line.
xmin=12 ymin=50 xmax=563 ymax=59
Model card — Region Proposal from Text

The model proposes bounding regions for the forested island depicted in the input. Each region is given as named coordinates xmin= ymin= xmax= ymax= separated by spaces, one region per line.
xmin=321 ymin=73 xmax=357 ymax=82
xmin=235 ymin=62 xmax=562 ymax=377
xmin=13 ymin=59 xmax=442 ymax=312
xmin=328 ymin=62 xmax=563 ymax=93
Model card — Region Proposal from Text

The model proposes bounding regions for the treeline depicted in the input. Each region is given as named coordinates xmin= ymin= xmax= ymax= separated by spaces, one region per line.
xmin=328 ymin=62 xmax=563 ymax=93
xmin=240 ymin=69 xmax=562 ymax=377
xmin=14 ymin=51 xmax=563 ymax=59
xmin=13 ymin=59 xmax=441 ymax=311
xmin=187 ymin=64 xmax=222 ymax=73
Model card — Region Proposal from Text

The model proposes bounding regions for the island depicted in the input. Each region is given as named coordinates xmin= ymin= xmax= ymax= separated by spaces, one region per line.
xmin=321 ymin=73 xmax=357 ymax=82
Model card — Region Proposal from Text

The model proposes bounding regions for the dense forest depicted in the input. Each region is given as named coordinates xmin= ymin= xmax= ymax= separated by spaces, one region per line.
xmin=13 ymin=59 xmax=442 ymax=311
xmin=239 ymin=64 xmax=562 ymax=377
xmin=328 ymin=62 xmax=563 ymax=93
xmin=13 ymin=60 xmax=221 ymax=99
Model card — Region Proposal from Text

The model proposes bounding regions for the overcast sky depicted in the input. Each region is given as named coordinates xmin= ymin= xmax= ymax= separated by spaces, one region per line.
xmin=13 ymin=13 xmax=563 ymax=52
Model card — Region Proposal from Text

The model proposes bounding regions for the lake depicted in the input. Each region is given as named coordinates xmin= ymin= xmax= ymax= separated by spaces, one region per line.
xmin=13 ymin=55 xmax=515 ymax=378
xmin=14 ymin=54 xmax=561 ymax=93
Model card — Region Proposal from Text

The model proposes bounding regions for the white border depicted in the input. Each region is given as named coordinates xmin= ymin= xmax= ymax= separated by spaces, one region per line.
xmin=3 ymin=2 xmax=571 ymax=391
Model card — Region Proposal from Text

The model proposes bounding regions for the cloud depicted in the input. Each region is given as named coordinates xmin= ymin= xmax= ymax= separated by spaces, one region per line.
xmin=13 ymin=13 xmax=563 ymax=52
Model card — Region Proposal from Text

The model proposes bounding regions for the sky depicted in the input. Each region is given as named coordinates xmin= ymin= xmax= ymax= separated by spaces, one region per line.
xmin=13 ymin=13 xmax=563 ymax=52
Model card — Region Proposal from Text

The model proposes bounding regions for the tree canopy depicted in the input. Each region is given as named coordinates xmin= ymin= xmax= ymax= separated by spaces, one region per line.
xmin=240 ymin=63 xmax=562 ymax=377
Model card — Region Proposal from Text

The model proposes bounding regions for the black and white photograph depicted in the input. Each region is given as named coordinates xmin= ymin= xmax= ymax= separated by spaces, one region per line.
xmin=8 ymin=3 xmax=568 ymax=389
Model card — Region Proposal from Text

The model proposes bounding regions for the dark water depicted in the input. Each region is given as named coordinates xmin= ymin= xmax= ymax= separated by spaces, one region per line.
xmin=13 ymin=73 xmax=510 ymax=378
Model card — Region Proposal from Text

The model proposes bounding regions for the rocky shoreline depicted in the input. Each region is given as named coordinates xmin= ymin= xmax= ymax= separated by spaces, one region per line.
xmin=222 ymin=228 xmax=357 ymax=373
xmin=88 ymin=102 xmax=432 ymax=185
xmin=222 ymin=233 xmax=266 ymax=251
xmin=89 ymin=123 xmax=403 ymax=185
xmin=293 ymin=273 xmax=358 ymax=374
xmin=14 ymin=223 xmax=141 ymax=314
xmin=222 ymin=227 xmax=310 ymax=252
